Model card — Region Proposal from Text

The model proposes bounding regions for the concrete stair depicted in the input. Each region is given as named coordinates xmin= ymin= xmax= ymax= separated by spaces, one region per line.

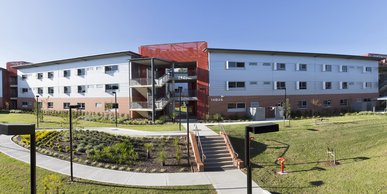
xmin=200 ymin=135 xmax=235 ymax=171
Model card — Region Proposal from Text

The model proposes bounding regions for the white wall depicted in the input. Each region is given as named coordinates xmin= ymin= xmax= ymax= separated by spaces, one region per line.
xmin=209 ymin=52 xmax=379 ymax=96
xmin=17 ymin=56 xmax=131 ymax=99
xmin=0 ymin=69 xmax=3 ymax=97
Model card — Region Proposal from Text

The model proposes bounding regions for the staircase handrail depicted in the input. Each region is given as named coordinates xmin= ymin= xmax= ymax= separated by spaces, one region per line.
xmin=219 ymin=124 xmax=244 ymax=168
xmin=195 ymin=124 xmax=206 ymax=162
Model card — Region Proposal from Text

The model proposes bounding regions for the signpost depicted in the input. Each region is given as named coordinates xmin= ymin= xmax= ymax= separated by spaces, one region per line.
xmin=245 ymin=123 xmax=279 ymax=194
xmin=0 ymin=124 xmax=36 ymax=194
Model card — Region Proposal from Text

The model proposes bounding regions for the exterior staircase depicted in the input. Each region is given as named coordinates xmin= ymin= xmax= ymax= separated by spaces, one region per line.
xmin=200 ymin=135 xmax=235 ymax=171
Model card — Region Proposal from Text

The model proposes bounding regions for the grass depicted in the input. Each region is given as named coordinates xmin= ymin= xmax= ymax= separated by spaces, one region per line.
xmin=0 ymin=152 xmax=215 ymax=193
xmin=0 ymin=113 xmax=179 ymax=131
xmin=209 ymin=115 xmax=387 ymax=193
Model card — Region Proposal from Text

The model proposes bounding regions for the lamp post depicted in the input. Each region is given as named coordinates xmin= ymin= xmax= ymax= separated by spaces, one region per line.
xmin=186 ymin=104 xmax=190 ymax=165
xmin=177 ymin=87 xmax=182 ymax=131
xmin=245 ymin=123 xmax=279 ymax=194
xmin=69 ymin=104 xmax=80 ymax=182
xmin=0 ymin=124 xmax=36 ymax=194
xmin=112 ymin=91 xmax=118 ymax=128
xmin=35 ymin=95 xmax=39 ymax=128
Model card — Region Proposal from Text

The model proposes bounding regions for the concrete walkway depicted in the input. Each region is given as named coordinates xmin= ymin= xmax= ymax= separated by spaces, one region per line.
xmin=0 ymin=123 xmax=271 ymax=194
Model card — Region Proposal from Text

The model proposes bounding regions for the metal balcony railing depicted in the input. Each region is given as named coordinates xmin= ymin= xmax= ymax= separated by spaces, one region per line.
xmin=130 ymin=98 xmax=170 ymax=110
xmin=130 ymin=74 xmax=170 ymax=87
xmin=172 ymin=73 xmax=197 ymax=81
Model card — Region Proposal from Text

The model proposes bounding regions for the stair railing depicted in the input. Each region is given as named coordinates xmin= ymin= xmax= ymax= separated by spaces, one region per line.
xmin=219 ymin=124 xmax=244 ymax=168
xmin=195 ymin=124 xmax=206 ymax=162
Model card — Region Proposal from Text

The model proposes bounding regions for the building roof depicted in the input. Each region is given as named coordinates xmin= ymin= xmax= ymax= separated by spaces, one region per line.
xmin=206 ymin=48 xmax=382 ymax=61
xmin=14 ymin=51 xmax=141 ymax=69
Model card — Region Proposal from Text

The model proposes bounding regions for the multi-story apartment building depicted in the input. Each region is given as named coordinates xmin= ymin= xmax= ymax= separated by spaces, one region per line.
xmin=14 ymin=52 xmax=139 ymax=114
xmin=1 ymin=41 xmax=381 ymax=120
xmin=0 ymin=68 xmax=5 ymax=109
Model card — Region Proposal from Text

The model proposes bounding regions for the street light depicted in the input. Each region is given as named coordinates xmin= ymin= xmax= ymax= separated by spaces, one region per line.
xmin=35 ymin=95 xmax=39 ymax=128
xmin=0 ymin=124 xmax=36 ymax=194
xmin=186 ymin=104 xmax=190 ymax=165
xmin=175 ymin=87 xmax=182 ymax=131
xmin=69 ymin=104 xmax=80 ymax=182
xmin=245 ymin=123 xmax=279 ymax=194
xmin=112 ymin=91 xmax=118 ymax=128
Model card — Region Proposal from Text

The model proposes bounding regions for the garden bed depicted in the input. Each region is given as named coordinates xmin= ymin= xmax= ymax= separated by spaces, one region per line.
xmin=13 ymin=130 xmax=193 ymax=173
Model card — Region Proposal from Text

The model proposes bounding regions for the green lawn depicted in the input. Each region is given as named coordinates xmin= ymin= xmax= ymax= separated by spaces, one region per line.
xmin=0 ymin=113 xmax=179 ymax=131
xmin=0 ymin=152 xmax=215 ymax=194
xmin=209 ymin=115 xmax=387 ymax=194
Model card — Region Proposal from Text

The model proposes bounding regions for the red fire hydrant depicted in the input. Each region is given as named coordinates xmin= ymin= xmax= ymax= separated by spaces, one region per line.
xmin=277 ymin=157 xmax=287 ymax=174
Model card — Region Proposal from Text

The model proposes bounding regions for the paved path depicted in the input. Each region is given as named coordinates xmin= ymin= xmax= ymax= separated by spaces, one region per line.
xmin=0 ymin=123 xmax=271 ymax=194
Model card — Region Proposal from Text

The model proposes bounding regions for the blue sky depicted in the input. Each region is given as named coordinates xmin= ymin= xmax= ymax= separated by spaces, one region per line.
xmin=1 ymin=0 xmax=387 ymax=68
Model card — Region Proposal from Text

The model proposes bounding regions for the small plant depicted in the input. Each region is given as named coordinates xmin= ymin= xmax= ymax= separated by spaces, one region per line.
xmin=158 ymin=149 xmax=167 ymax=166
xmin=144 ymin=143 xmax=153 ymax=159
xmin=173 ymin=137 xmax=179 ymax=148
xmin=175 ymin=147 xmax=182 ymax=165
xmin=42 ymin=174 xmax=63 ymax=194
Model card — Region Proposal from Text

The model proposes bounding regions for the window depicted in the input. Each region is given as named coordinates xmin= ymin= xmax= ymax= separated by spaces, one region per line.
xmin=297 ymin=101 xmax=307 ymax=108
xmin=364 ymin=67 xmax=372 ymax=72
xmin=251 ymin=101 xmax=260 ymax=107
xmin=323 ymin=64 xmax=332 ymax=72
xmin=227 ymin=102 xmax=246 ymax=112
xmin=63 ymin=70 xmax=71 ymax=77
xmin=37 ymin=73 xmax=43 ymax=79
xmin=363 ymin=98 xmax=371 ymax=102
xmin=77 ymin=103 xmax=85 ymax=110
xmin=21 ymin=102 xmax=29 ymax=108
xmin=364 ymin=82 xmax=372 ymax=88
xmin=105 ymin=84 xmax=119 ymax=92
xmin=105 ymin=65 xmax=118 ymax=73
xmin=262 ymin=62 xmax=272 ymax=66
xmin=48 ymin=72 xmax=54 ymax=79
xmin=340 ymin=65 xmax=348 ymax=72
xmin=22 ymin=75 xmax=28 ymax=80
xmin=227 ymin=81 xmax=245 ymax=90
xmin=63 ymin=103 xmax=70 ymax=109
xmin=37 ymin=87 xmax=43 ymax=95
xmin=77 ymin=68 xmax=85 ymax=76
xmin=263 ymin=81 xmax=271 ymax=85
xmin=323 ymin=82 xmax=332 ymax=90
xmin=95 ymin=103 xmax=102 ymax=108
xmin=48 ymin=87 xmax=54 ymax=94
xmin=249 ymin=62 xmax=257 ymax=66
xmin=341 ymin=82 xmax=348 ymax=89
xmin=78 ymin=85 xmax=86 ymax=93
xmin=22 ymin=88 xmax=28 ymax=93
xmin=249 ymin=81 xmax=257 ymax=85
xmin=275 ymin=81 xmax=286 ymax=90
xmin=64 ymin=86 xmax=71 ymax=94
xmin=226 ymin=61 xmax=245 ymax=69
xmin=275 ymin=63 xmax=286 ymax=70
xmin=340 ymin=99 xmax=348 ymax=106
xmin=323 ymin=100 xmax=332 ymax=107
xmin=47 ymin=102 xmax=53 ymax=108
xmin=298 ymin=81 xmax=307 ymax=90
xmin=298 ymin=64 xmax=307 ymax=71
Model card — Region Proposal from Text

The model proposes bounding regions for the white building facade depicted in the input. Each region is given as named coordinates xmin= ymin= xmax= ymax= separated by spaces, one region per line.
xmin=15 ymin=52 xmax=139 ymax=114
xmin=207 ymin=49 xmax=379 ymax=118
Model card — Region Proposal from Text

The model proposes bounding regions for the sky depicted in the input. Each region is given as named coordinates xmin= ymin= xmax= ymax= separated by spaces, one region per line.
xmin=1 ymin=0 xmax=387 ymax=68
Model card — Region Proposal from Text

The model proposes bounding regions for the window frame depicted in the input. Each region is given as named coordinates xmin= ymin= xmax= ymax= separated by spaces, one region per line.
xmin=77 ymin=68 xmax=86 ymax=76
xmin=47 ymin=72 xmax=54 ymax=79
xmin=297 ymin=100 xmax=307 ymax=109
xmin=275 ymin=81 xmax=286 ymax=90
xmin=48 ymin=87 xmax=54 ymax=95
xmin=298 ymin=81 xmax=307 ymax=90
xmin=63 ymin=102 xmax=70 ymax=109
xmin=227 ymin=81 xmax=245 ymax=90
xmin=105 ymin=65 xmax=119 ymax=73
xmin=77 ymin=85 xmax=86 ymax=94
xmin=47 ymin=102 xmax=54 ymax=108
xmin=227 ymin=102 xmax=246 ymax=112
xmin=63 ymin=70 xmax=71 ymax=77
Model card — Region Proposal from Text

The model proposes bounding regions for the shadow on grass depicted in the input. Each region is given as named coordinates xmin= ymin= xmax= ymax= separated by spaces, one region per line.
xmin=287 ymin=166 xmax=326 ymax=173
xmin=228 ymin=136 xmax=267 ymax=160
xmin=306 ymin=128 xmax=319 ymax=132
xmin=72 ymin=179 xmax=214 ymax=191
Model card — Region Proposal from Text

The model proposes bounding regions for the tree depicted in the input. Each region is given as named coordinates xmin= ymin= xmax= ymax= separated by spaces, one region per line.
xmin=144 ymin=143 xmax=153 ymax=159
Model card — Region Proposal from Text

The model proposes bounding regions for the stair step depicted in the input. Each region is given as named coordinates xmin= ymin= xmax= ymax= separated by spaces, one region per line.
xmin=204 ymin=165 xmax=236 ymax=171
xmin=204 ymin=149 xmax=229 ymax=154
xmin=205 ymin=160 xmax=234 ymax=165
xmin=202 ymin=147 xmax=228 ymax=151
xmin=204 ymin=152 xmax=230 ymax=158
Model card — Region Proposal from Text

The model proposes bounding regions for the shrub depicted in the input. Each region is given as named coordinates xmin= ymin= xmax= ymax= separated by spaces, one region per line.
xmin=158 ymin=149 xmax=167 ymax=166
xmin=175 ymin=147 xmax=182 ymax=164
xmin=92 ymin=141 xmax=138 ymax=165
xmin=42 ymin=174 xmax=63 ymax=194
xmin=144 ymin=143 xmax=153 ymax=159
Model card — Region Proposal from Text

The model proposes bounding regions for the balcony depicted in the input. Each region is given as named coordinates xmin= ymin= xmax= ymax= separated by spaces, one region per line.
xmin=174 ymin=89 xmax=198 ymax=101
xmin=130 ymin=74 xmax=170 ymax=87
xmin=130 ymin=98 xmax=170 ymax=111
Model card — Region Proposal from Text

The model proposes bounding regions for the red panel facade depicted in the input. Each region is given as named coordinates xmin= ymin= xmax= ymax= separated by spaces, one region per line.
xmin=140 ymin=42 xmax=209 ymax=118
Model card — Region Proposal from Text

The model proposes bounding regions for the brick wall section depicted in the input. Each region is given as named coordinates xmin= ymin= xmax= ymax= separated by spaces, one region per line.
xmin=209 ymin=93 xmax=378 ymax=118
xmin=17 ymin=97 xmax=130 ymax=114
